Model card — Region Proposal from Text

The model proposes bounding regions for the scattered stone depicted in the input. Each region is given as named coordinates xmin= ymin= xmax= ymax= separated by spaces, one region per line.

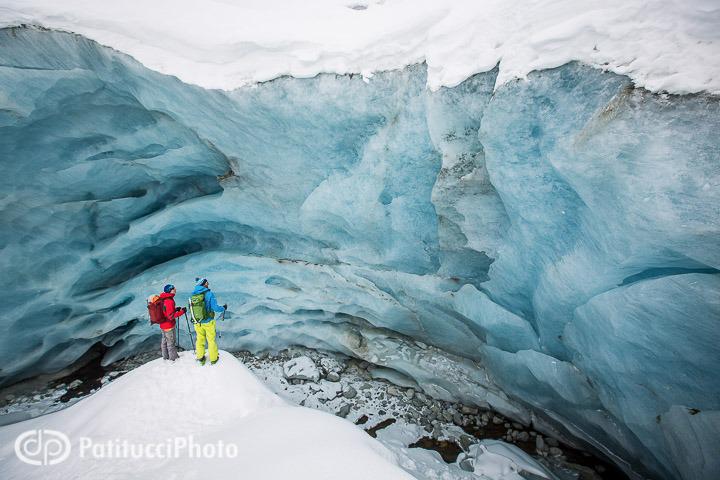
xmin=326 ymin=372 xmax=340 ymax=382
xmin=549 ymin=447 xmax=563 ymax=456
xmin=512 ymin=422 xmax=523 ymax=429
xmin=504 ymin=422 xmax=510 ymax=428
xmin=405 ymin=388 xmax=415 ymax=399
xmin=536 ymin=435 xmax=546 ymax=452
xmin=492 ymin=415 xmax=503 ymax=425
xmin=458 ymin=455 xmax=474 ymax=472
xmin=458 ymin=434 xmax=474 ymax=451
xmin=453 ymin=412 xmax=463 ymax=426
xmin=545 ymin=437 xmax=559 ymax=447
xmin=68 ymin=379 xmax=83 ymax=389
xmin=342 ymin=386 xmax=357 ymax=399
xmin=319 ymin=357 xmax=344 ymax=375
xmin=461 ymin=405 xmax=478 ymax=415
xmin=517 ymin=431 xmax=530 ymax=442
xmin=336 ymin=404 xmax=351 ymax=418
xmin=282 ymin=356 xmax=320 ymax=382
xmin=359 ymin=382 xmax=372 ymax=390
xmin=387 ymin=386 xmax=400 ymax=397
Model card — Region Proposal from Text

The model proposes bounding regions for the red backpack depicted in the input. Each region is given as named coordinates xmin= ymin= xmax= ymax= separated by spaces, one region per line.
xmin=147 ymin=294 xmax=166 ymax=325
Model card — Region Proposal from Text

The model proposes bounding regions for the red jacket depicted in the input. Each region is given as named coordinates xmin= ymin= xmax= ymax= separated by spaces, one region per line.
xmin=159 ymin=292 xmax=184 ymax=331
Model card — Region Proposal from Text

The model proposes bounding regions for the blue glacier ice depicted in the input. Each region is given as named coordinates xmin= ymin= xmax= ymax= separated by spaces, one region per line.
xmin=0 ymin=26 xmax=718 ymax=480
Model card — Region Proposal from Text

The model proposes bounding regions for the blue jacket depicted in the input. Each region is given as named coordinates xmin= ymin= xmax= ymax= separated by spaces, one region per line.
xmin=191 ymin=285 xmax=225 ymax=323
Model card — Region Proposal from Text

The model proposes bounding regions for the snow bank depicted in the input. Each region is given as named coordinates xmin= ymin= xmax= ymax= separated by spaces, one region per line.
xmin=0 ymin=0 xmax=717 ymax=94
xmin=0 ymin=352 xmax=411 ymax=479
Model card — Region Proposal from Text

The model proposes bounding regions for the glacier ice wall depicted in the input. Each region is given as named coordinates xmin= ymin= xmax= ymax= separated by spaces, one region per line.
xmin=0 ymin=27 xmax=718 ymax=480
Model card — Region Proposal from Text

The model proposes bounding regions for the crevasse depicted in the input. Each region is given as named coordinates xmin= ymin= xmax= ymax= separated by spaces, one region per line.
xmin=0 ymin=27 xmax=718 ymax=480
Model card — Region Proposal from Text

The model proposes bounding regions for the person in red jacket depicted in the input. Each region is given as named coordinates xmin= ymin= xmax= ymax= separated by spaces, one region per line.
xmin=159 ymin=284 xmax=186 ymax=361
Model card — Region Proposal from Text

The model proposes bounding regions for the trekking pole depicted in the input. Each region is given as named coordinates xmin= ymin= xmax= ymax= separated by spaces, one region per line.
xmin=184 ymin=311 xmax=195 ymax=353
xmin=217 ymin=309 xmax=225 ymax=339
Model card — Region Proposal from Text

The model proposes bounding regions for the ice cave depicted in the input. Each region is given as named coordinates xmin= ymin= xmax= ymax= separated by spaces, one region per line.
xmin=0 ymin=1 xmax=718 ymax=480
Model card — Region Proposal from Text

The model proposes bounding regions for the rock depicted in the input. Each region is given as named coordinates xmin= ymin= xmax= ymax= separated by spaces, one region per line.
xmin=282 ymin=356 xmax=320 ymax=382
xmin=517 ymin=431 xmax=530 ymax=442
xmin=405 ymin=388 xmax=415 ymax=399
xmin=458 ymin=434 xmax=475 ymax=450
xmin=461 ymin=405 xmax=478 ymax=415
xmin=549 ymin=447 xmax=563 ymax=456
xmin=387 ymin=386 xmax=400 ymax=397
xmin=336 ymin=404 xmax=351 ymax=418
xmin=512 ymin=422 xmax=523 ymax=429
xmin=492 ymin=415 xmax=503 ymax=425
xmin=431 ymin=424 xmax=443 ymax=438
xmin=326 ymin=372 xmax=341 ymax=382
xmin=415 ymin=392 xmax=428 ymax=404
xmin=342 ymin=386 xmax=357 ymax=399
xmin=545 ymin=437 xmax=559 ymax=447
xmin=68 ymin=379 xmax=83 ymax=389
xmin=458 ymin=455 xmax=475 ymax=472
xmin=504 ymin=422 xmax=510 ymax=428
xmin=535 ymin=436 xmax=546 ymax=452
xmin=453 ymin=412 xmax=464 ymax=426
xmin=359 ymin=382 xmax=372 ymax=390
xmin=319 ymin=357 xmax=344 ymax=375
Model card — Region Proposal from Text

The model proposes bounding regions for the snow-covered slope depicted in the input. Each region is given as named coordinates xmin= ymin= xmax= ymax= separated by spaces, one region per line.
xmin=0 ymin=352 xmax=412 ymax=479
xmin=0 ymin=0 xmax=718 ymax=94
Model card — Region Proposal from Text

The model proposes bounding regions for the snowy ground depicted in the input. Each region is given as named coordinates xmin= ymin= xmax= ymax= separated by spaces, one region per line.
xmin=0 ymin=351 xmax=412 ymax=479
xmin=0 ymin=346 xmax=618 ymax=480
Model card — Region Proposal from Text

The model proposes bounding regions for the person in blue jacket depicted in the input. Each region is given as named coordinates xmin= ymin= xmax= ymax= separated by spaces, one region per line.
xmin=188 ymin=277 xmax=226 ymax=365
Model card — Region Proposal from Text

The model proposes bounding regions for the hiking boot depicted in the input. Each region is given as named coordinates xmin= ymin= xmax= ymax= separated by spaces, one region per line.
xmin=210 ymin=357 xmax=219 ymax=365
xmin=197 ymin=356 xmax=206 ymax=366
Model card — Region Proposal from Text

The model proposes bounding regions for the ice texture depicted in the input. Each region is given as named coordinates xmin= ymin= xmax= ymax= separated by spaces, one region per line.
xmin=0 ymin=27 xmax=718 ymax=480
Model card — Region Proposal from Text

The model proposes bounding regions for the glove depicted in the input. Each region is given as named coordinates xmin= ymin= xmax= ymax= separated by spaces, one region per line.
xmin=181 ymin=307 xmax=187 ymax=314
xmin=175 ymin=307 xmax=182 ymax=312
xmin=222 ymin=304 xmax=228 ymax=310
